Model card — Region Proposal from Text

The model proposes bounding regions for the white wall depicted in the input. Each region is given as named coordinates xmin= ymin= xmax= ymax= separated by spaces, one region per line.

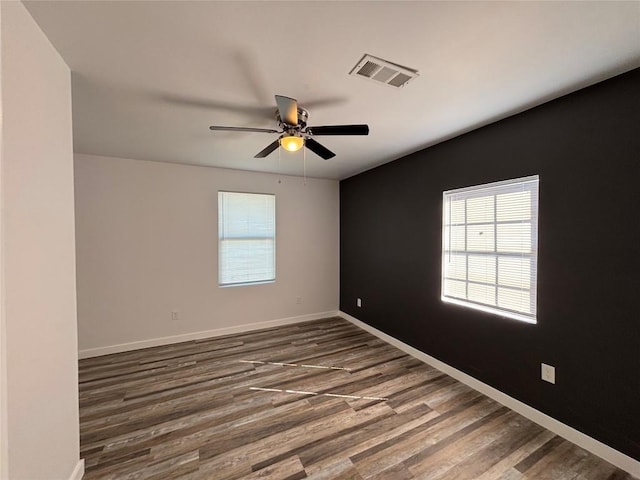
xmin=74 ymin=154 xmax=339 ymax=354
xmin=0 ymin=4 xmax=6 ymax=477
xmin=0 ymin=2 xmax=80 ymax=479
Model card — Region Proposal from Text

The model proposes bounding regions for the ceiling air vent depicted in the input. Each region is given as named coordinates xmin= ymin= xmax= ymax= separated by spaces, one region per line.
xmin=349 ymin=54 xmax=419 ymax=88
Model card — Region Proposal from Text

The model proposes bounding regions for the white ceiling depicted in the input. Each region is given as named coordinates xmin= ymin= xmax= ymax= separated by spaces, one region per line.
xmin=25 ymin=1 xmax=640 ymax=180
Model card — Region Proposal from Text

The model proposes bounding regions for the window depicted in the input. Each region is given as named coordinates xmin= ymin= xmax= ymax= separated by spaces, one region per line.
xmin=218 ymin=191 xmax=275 ymax=286
xmin=442 ymin=175 xmax=539 ymax=323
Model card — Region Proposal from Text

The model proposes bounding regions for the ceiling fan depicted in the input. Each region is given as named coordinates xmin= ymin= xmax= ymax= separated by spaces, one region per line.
xmin=209 ymin=95 xmax=369 ymax=160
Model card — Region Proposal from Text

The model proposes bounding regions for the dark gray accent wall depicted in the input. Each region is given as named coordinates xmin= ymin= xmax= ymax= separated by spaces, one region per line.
xmin=340 ymin=68 xmax=640 ymax=460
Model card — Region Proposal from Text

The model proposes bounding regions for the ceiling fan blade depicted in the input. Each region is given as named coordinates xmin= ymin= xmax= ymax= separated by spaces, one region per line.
xmin=307 ymin=124 xmax=369 ymax=136
xmin=209 ymin=126 xmax=279 ymax=133
xmin=305 ymin=138 xmax=335 ymax=160
xmin=303 ymin=96 xmax=348 ymax=110
xmin=162 ymin=94 xmax=275 ymax=120
xmin=275 ymin=95 xmax=298 ymax=126
xmin=254 ymin=139 xmax=281 ymax=158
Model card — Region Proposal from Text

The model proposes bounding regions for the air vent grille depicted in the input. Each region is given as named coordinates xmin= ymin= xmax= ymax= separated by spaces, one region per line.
xmin=388 ymin=72 xmax=413 ymax=88
xmin=372 ymin=66 xmax=397 ymax=83
xmin=349 ymin=54 xmax=419 ymax=88
xmin=357 ymin=61 xmax=379 ymax=78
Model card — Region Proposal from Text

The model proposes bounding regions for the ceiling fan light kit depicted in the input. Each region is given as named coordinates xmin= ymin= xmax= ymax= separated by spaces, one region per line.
xmin=209 ymin=95 xmax=369 ymax=160
xmin=281 ymin=135 xmax=304 ymax=152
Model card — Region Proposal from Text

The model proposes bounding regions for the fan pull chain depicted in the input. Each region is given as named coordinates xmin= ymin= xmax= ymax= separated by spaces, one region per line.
xmin=303 ymin=145 xmax=307 ymax=185
xmin=277 ymin=141 xmax=282 ymax=184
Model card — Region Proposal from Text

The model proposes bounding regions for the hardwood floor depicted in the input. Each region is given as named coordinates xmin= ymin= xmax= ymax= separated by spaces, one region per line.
xmin=79 ymin=317 xmax=636 ymax=479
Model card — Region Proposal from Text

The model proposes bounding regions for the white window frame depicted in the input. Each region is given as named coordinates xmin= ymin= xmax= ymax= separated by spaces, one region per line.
xmin=441 ymin=175 xmax=539 ymax=323
xmin=218 ymin=191 xmax=276 ymax=287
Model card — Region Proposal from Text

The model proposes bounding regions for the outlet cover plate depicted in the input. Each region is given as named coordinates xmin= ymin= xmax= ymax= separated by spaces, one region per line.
xmin=541 ymin=363 xmax=556 ymax=384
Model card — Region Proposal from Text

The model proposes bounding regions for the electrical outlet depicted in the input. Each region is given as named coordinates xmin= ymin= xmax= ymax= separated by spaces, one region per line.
xmin=541 ymin=363 xmax=555 ymax=384
xmin=171 ymin=310 xmax=179 ymax=321
xmin=357 ymin=298 xmax=362 ymax=308
xmin=296 ymin=297 xmax=302 ymax=304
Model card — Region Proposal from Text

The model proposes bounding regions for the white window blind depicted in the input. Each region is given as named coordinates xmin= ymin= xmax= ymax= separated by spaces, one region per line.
xmin=442 ymin=175 xmax=539 ymax=323
xmin=218 ymin=191 xmax=275 ymax=286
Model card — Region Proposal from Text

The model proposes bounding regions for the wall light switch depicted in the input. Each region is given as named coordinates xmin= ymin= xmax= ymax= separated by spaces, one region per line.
xmin=541 ymin=363 xmax=555 ymax=384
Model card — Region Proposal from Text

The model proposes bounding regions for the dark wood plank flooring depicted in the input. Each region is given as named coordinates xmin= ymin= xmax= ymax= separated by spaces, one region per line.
xmin=79 ymin=317 xmax=636 ymax=479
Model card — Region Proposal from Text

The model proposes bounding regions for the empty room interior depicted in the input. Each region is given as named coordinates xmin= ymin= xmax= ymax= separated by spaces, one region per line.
xmin=1 ymin=1 xmax=639 ymax=479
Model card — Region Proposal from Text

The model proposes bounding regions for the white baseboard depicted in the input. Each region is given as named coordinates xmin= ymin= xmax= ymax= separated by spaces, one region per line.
xmin=339 ymin=311 xmax=640 ymax=477
xmin=79 ymin=311 xmax=339 ymax=359
xmin=69 ymin=459 xmax=84 ymax=480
